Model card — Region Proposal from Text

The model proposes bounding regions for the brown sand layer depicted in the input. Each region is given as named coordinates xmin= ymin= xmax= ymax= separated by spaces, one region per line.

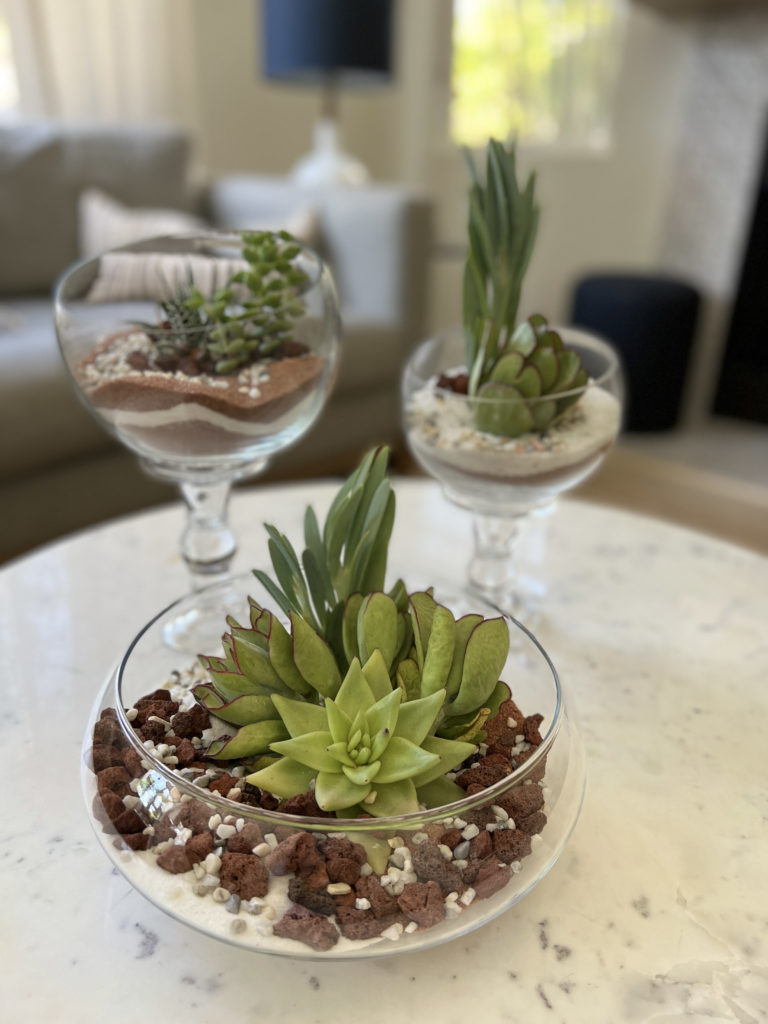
xmin=86 ymin=355 xmax=325 ymax=424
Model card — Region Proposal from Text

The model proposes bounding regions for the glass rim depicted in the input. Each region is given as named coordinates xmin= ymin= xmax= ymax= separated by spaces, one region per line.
xmin=53 ymin=229 xmax=326 ymax=315
xmin=113 ymin=574 xmax=564 ymax=834
xmin=404 ymin=327 xmax=621 ymax=401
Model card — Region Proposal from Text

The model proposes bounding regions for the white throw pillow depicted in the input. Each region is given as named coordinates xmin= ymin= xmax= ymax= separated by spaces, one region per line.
xmin=79 ymin=188 xmax=207 ymax=258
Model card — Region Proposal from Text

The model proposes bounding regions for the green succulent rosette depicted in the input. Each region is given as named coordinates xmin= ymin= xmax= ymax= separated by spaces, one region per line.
xmin=246 ymin=653 xmax=475 ymax=816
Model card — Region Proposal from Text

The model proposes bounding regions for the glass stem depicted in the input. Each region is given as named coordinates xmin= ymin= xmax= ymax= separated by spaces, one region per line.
xmin=468 ymin=511 xmax=525 ymax=608
xmin=179 ymin=480 xmax=236 ymax=590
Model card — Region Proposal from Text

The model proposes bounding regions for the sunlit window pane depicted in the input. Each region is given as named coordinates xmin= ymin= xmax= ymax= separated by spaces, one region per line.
xmin=0 ymin=9 xmax=20 ymax=115
xmin=451 ymin=0 xmax=624 ymax=148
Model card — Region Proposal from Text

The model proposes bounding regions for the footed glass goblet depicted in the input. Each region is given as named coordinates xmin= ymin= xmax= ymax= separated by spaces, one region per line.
xmin=402 ymin=327 xmax=622 ymax=623
xmin=55 ymin=231 xmax=340 ymax=650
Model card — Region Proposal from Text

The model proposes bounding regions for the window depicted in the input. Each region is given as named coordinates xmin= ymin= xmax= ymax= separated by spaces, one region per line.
xmin=451 ymin=0 xmax=625 ymax=149
xmin=0 ymin=4 xmax=19 ymax=116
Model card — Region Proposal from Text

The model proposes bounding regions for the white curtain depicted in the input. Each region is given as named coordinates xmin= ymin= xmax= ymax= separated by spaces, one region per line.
xmin=5 ymin=0 xmax=197 ymax=123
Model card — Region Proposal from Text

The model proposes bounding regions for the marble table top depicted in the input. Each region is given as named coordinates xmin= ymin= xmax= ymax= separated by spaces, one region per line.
xmin=1 ymin=477 xmax=766 ymax=1022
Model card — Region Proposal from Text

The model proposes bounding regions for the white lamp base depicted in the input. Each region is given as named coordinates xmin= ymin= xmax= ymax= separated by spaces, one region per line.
xmin=291 ymin=117 xmax=369 ymax=187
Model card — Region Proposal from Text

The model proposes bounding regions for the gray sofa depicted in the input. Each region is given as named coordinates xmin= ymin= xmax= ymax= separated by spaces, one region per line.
xmin=0 ymin=123 xmax=431 ymax=563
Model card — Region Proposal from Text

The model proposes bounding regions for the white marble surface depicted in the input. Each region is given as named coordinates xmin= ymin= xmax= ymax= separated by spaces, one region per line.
xmin=1 ymin=478 xmax=766 ymax=1022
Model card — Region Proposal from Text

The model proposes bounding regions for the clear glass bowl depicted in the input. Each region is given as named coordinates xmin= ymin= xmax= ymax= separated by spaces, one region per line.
xmin=82 ymin=573 xmax=585 ymax=959
xmin=55 ymin=232 xmax=340 ymax=474
xmin=402 ymin=327 xmax=622 ymax=515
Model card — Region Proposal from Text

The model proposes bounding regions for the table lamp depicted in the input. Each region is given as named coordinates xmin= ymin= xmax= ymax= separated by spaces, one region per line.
xmin=262 ymin=0 xmax=393 ymax=186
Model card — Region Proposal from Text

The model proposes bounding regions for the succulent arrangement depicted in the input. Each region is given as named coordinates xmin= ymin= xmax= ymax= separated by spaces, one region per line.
xmin=458 ymin=139 xmax=588 ymax=438
xmin=135 ymin=230 xmax=309 ymax=375
xmin=195 ymin=447 xmax=512 ymax=818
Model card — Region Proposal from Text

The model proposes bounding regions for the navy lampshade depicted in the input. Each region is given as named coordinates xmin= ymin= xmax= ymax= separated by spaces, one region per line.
xmin=262 ymin=0 xmax=393 ymax=86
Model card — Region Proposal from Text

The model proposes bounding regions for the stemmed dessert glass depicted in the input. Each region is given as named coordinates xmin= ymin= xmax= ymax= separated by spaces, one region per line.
xmin=402 ymin=327 xmax=623 ymax=622
xmin=55 ymin=231 xmax=340 ymax=651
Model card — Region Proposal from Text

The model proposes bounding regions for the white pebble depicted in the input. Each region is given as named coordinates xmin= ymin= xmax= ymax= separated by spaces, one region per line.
xmin=461 ymin=823 xmax=480 ymax=840
xmin=253 ymin=843 xmax=271 ymax=857
xmin=491 ymin=805 xmax=509 ymax=821
xmin=444 ymin=891 xmax=459 ymax=904
xmin=204 ymin=853 xmax=221 ymax=875
xmin=126 ymin=708 xmax=138 ymax=722
xmin=216 ymin=823 xmax=237 ymax=840
xmin=208 ymin=813 xmax=222 ymax=831
xmin=453 ymin=818 xmax=467 ymax=829
xmin=381 ymin=922 xmax=404 ymax=941
xmin=404 ymin=921 xmax=419 ymax=934
xmin=411 ymin=832 xmax=429 ymax=846
xmin=246 ymin=898 xmax=265 ymax=915
xmin=264 ymin=833 xmax=279 ymax=848
xmin=122 ymin=795 xmax=139 ymax=810
xmin=355 ymin=898 xmax=371 ymax=911
xmin=262 ymin=906 xmax=277 ymax=921
xmin=438 ymin=844 xmax=453 ymax=860
xmin=453 ymin=859 xmax=468 ymax=870
xmin=485 ymin=823 xmax=498 ymax=832
xmin=170 ymin=787 xmax=181 ymax=803
xmin=327 ymin=882 xmax=351 ymax=895
xmin=212 ymin=887 xmax=230 ymax=903
xmin=192 ymin=862 xmax=205 ymax=880
xmin=388 ymin=835 xmax=405 ymax=849
xmin=506 ymin=717 xmax=518 ymax=728
xmin=359 ymin=863 xmax=373 ymax=876
xmin=230 ymin=918 xmax=247 ymax=934
xmin=459 ymin=888 xmax=476 ymax=907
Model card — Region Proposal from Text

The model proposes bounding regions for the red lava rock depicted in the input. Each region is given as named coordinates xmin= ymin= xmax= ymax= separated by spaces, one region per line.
xmin=119 ymin=834 xmax=150 ymax=852
xmin=185 ymin=832 xmax=214 ymax=863
xmin=264 ymin=831 xmax=324 ymax=878
xmin=97 ymin=766 xmax=132 ymax=799
xmin=410 ymin=841 xmax=463 ymax=896
xmin=272 ymin=905 xmax=339 ymax=951
xmin=173 ymin=738 xmax=197 ymax=767
xmin=462 ymin=805 xmax=497 ymax=829
xmin=287 ymin=877 xmax=336 ymax=916
xmin=96 ymin=791 xmax=125 ymax=824
xmin=472 ymin=858 xmax=510 ymax=899
xmin=511 ymin=746 xmax=547 ymax=782
xmin=493 ymin=828 xmax=532 ymax=864
xmin=176 ymin=801 xmax=214 ymax=835
xmin=157 ymin=846 xmax=193 ymax=874
xmin=113 ymin=808 xmax=145 ymax=834
xmin=219 ymin=852 xmax=269 ymax=899
xmin=516 ymin=810 xmax=547 ymax=836
xmin=207 ymin=773 xmax=237 ymax=797
xmin=355 ymin=876 xmax=400 ymax=919
xmin=126 ymin=350 xmax=149 ymax=371
xmin=439 ymin=828 xmax=462 ymax=850
xmin=92 ymin=745 xmax=125 ymax=771
xmin=495 ymin=784 xmax=544 ymax=822
xmin=122 ymin=747 xmax=145 ymax=778
xmin=134 ymin=697 xmax=179 ymax=726
xmin=456 ymin=760 xmax=510 ymax=791
xmin=469 ymin=830 xmax=493 ymax=860
xmin=319 ymin=837 xmax=367 ymax=864
xmin=93 ymin=716 xmax=126 ymax=747
xmin=523 ymin=713 xmax=544 ymax=746
xmin=335 ymin=906 xmax=387 ymax=941
xmin=136 ymin=720 xmax=166 ymax=744
xmin=326 ymin=856 xmax=363 ymax=886
xmin=279 ymin=791 xmax=331 ymax=818
xmin=226 ymin=822 xmax=263 ymax=853
xmin=170 ymin=704 xmax=210 ymax=738
xmin=397 ymin=881 xmax=445 ymax=928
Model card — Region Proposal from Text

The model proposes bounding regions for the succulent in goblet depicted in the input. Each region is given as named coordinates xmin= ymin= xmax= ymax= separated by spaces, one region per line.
xmin=461 ymin=139 xmax=589 ymax=438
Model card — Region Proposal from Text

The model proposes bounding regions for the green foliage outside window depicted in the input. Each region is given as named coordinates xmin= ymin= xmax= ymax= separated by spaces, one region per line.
xmin=451 ymin=0 xmax=623 ymax=148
